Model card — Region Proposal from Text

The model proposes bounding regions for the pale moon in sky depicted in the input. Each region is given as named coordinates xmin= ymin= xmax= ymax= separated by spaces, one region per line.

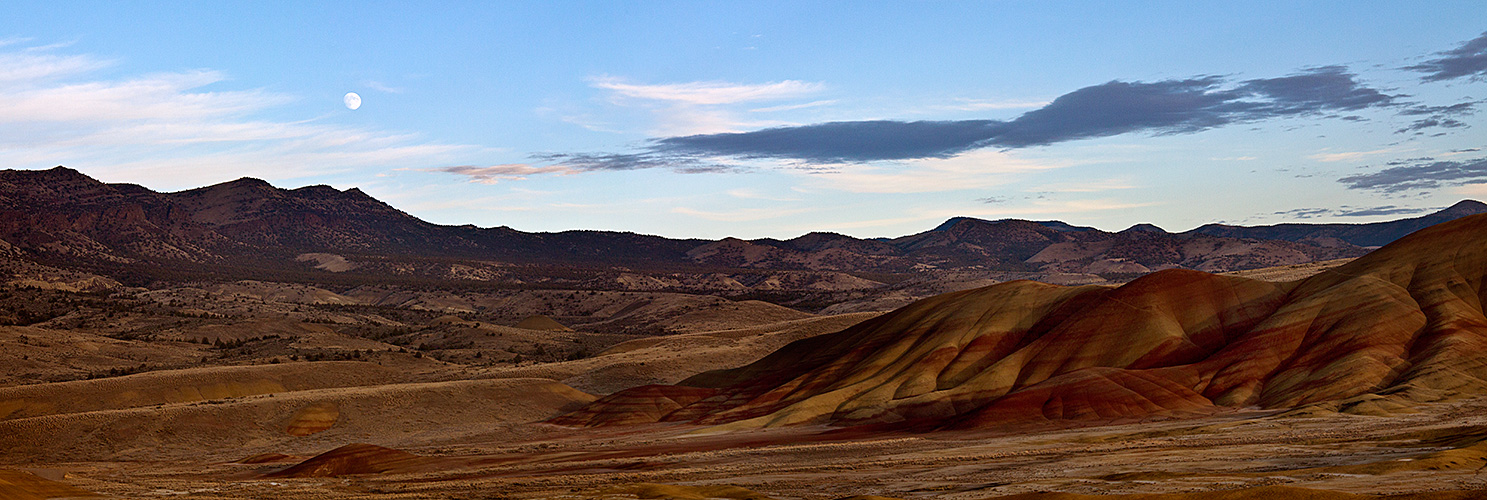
xmin=343 ymin=92 xmax=362 ymax=110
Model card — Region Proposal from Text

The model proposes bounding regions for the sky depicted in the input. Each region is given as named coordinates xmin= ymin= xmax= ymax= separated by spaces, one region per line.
xmin=1 ymin=2 xmax=1485 ymax=239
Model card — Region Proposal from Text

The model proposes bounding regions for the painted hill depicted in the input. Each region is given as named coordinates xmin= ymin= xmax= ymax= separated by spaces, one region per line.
xmin=515 ymin=315 xmax=573 ymax=331
xmin=265 ymin=443 xmax=430 ymax=478
xmin=552 ymin=212 xmax=1487 ymax=430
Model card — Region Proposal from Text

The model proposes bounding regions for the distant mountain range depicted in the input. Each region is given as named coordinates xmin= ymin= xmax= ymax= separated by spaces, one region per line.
xmin=2 ymin=166 xmax=1483 ymax=289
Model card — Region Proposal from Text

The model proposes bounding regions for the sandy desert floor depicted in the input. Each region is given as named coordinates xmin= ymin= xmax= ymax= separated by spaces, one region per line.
xmin=8 ymin=392 xmax=1487 ymax=499
xmin=6 ymin=259 xmax=1487 ymax=499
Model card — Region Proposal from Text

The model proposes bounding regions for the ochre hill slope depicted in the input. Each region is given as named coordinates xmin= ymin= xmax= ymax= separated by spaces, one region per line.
xmin=553 ymin=213 xmax=1487 ymax=430
xmin=265 ymin=443 xmax=431 ymax=478
xmin=0 ymin=378 xmax=593 ymax=463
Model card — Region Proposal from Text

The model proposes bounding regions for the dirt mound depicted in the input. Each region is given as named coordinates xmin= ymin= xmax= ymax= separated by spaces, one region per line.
xmin=552 ymin=213 xmax=1487 ymax=430
xmin=484 ymin=313 xmax=878 ymax=395
xmin=285 ymin=402 xmax=339 ymax=436
xmin=1297 ymin=440 xmax=1487 ymax=476
xmin=265 ymin=443 xmax=427 ymax=478
xmin=0 ymin=469 xmax=97 ymax=499
xmin=515 ymin=315 xmax=573 ymax=331
xmin=550 ymin=385 xmax=718 ymax=427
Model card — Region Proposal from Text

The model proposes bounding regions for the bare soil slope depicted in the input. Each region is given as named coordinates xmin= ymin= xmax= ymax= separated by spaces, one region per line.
xmin=483 ymin=313 xmax=879 ymax=394
xmin=554 ymin=213 xmax=1487 ymax=430
xmin=0 ymin=377 xmax=593 ymax=463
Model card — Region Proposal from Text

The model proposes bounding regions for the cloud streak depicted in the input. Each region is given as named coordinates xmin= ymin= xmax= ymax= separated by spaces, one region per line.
xmin=0 ymin=50 xmax=110 ymax=82
xmin=1273 ymin=205 xmax=1433 ymax=219
xmin=517 ymin=32 xmax=1487 ymax=180
xmin=1339 ymin=156 xmax=1487 ymax=192
xmin=0 ymin=43 xmax=481 ymax=188
xmin=1404 ymin=32 xmax=1487 ymax=82
xmin=547 ymin=66 xmax=1417 ymax=172
xmin=429 ymin=164 xmax=576 ymax=184
xmin=649 ymin=67 xmax=1398 ymax=163
xmin=584 ymin=76 xmax=825 ymax=136
xmin=590 ymin=77 xmax=823 ymax=105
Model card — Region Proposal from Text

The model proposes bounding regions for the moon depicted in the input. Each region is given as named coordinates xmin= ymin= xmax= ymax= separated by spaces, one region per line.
xmin=343 ymin=92 xmax=362 ymax=110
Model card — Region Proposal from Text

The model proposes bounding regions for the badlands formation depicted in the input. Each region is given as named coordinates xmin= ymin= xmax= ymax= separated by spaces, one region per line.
xmin=5 ymin=194 xmax=1487 ymax=497
xmin=558 ymin=211 xmax=1487 ymax=431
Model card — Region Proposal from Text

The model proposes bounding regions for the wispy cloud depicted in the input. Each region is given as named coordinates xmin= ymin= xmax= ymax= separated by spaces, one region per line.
xmin=648 ymin=67 xmax=1400 ymax=163
xmin=0 ymin=70 xmax=286 ymax=123
xmin=428 ymin=164 xmax=576 ymax=184
xmin=0 ymin=43 xmax=482 ymax=188
xmin=1308 ymin=148 xmax=1404 ymax=162
xmin=584 ymin=76 xmax=826 ymax=136
xmin=1273 ymin=205 xmax=1434 ymax=219
xmin=1339 ymin=155 xmax=1487 ymax=192
xmin=1404 ymin=31 xmax=1487 ymax=82
xmin=0 ymin=36 xmax=33 ymax=48
xmin=550 ymin=65 xmax=1430 ymax=172
xmin=0 ymin=50 xmax=111 ymax=82
xmin=538 ymin=35 xmax=1487 ymax=176
xmin=590 ymin=76 xmax=823 ymax=105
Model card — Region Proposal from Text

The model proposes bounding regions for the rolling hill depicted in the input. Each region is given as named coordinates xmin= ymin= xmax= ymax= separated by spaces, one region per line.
xmin=553 ymin=211 xmax=1487 ymax=430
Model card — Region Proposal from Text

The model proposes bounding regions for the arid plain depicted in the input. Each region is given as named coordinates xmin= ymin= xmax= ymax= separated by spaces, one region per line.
xmin=5 ymin=169 xmax=1487 ymax=499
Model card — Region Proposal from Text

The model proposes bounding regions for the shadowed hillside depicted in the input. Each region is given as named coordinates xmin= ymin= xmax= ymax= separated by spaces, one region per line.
xmin=8 ymin=167 xmax=1458 ymax=293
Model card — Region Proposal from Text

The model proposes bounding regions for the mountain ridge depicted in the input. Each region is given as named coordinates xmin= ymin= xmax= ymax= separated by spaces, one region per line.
xmin=1 ymin=166 xmax=1479 ymax=288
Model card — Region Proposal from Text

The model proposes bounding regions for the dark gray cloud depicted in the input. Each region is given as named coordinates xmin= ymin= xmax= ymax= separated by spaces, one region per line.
xmin=1273 ymin=207 xmax=1332 ymax=219
xmin=533 ymin=152 xmax=739 ymax=174
xmin=1233 ymin=66 xmax=1397 ymax=112
xmin=1336 ymin=205 xmax=1434 ymax=217
xmin=1396 ymin=100 xmax=1479 ymax=134
xmin=1339 ymin=156 xmax=1487 ymax=192
xmin=653 ymin=119 xmax=1002 ymax=162
xmin=1273 ymin=205 xmax=1433 ymax=219
xmin=1397 ymin=117 xmax=1468 ymax=134
xmin=1404 ymin=32 xmax=1487 ymax=82
xmin=642 ymin=67 xmax=1399 ymax=165
xmin=534 ymin=152 xmax=684 ymax=171
xmin=534 ymin=37 xmax=1483 ymax=173
xmin=1399 ymin=102 xmax=1478 ymax=116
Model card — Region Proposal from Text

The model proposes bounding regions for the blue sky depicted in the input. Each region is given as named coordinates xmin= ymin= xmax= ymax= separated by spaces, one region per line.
xmin=2 ymin=2 xmax=1485 ymax=239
